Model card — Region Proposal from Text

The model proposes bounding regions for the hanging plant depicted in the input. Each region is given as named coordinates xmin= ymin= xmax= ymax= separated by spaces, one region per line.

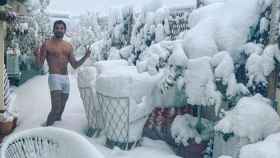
xmin=0 ymin=10 xmax=16 ymax=22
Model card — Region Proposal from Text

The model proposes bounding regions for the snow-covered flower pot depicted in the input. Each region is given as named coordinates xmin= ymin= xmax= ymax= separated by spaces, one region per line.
xmin=95 ymin=60 xmax=161 ymax=150
xmin=0 ymin=121 xmax=13 ymax=135
xmin=171 ymin=114 xmax=214 ymax=158
xmin=213 ymin=94 xmax=280 ymax=158
xmin=0 ymin=116 xmax=17 ymax=135
xmin=77 ymin=66 xmax=103 ymax=137
xmin=177 ymin=140 xmax=208 ymax=158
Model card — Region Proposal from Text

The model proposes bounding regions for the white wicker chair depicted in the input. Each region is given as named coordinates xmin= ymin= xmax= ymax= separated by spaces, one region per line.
xmin=78 ymin=67 xmax=104 ymax=137
xmin=0 ymin=127 xmax=104 ymax=158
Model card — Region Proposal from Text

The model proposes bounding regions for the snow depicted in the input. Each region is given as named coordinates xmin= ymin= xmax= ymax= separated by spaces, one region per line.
xmin=171 ymin=114 xmax=214 ymax=146
xmin=242 ymin=42 xmax=263 ymax=56
xmin=10 ymin=74 xmax=181 ymax=158
xmin=203 ymin=0 xmax=225 ymax=5
xmin=215 ymin=94 xmax=280 ymax=142
xmin=240 ymin=132 xmax=280 ymax=158
xmin=167 ymin=40 xmax=188 ymax=68
xmin=183 ymin=0 xmax=273 ymax=61
xmin=184 ymin=57 xmax=222 ymax=108
xmin=95 ymin=64 xmax=161 ymax=99
xmin=188 ymin=2 xmax=223 ymax=28
xmin=183 ymin=18 xmax=218 ymax=59
xmin=211 ymin=51 xmax=249 ymax=98
xmin=94 ymin=60 xmax=129 ymax=75
xmin=246 ymin=44 xmax=279 ymax=86
xmin=77 ymin=66 xmax=97 ymax=88
xmin=218 ymin=156 xmax=232 ymax=158
xmin=136 ymin=42 xmax=171 ymax=75
xmin=1 ymin=127 xmax=105 ymax=158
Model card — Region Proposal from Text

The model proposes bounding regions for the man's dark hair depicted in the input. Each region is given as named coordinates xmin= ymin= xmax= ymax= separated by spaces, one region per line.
xmin=53 ymin=20 xmax=67 ymax=31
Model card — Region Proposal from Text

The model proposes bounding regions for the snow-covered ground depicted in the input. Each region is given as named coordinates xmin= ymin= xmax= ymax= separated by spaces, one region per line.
xmin=10 ymin=73 xmax=180 ymax=158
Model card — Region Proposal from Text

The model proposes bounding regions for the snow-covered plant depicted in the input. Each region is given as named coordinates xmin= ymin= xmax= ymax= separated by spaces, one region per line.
xmin=215 ymin=94 xmax=280 ymax=142
xmin=246 ymin=44 xmax=280 ymax=92
xmin=171 ymin=114 xmax=214 ymax=146
xmin=29 ymin=0 xmax=51 ymax=43
xmin=136 ymin=41 xmax=172 ymax=75
xmin=130 ymin=7 xmax=171 ymax=64
xmin=211 ymin=51 xmax=250 ymax=108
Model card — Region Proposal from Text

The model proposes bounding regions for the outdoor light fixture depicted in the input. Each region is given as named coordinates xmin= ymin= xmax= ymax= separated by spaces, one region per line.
xmin=0 ymin=0 xmax=7 ymax=6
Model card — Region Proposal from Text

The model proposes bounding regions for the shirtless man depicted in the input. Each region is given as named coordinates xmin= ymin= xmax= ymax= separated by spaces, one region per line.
xmin=34 ymin=20 xmax=91 ymax=126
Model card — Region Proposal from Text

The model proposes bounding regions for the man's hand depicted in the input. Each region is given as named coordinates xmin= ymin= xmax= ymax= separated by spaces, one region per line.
xmin=34 ymin=42 xmax=47 ymax=56
xmin=85 ymin=45 xmax=92 ymax=58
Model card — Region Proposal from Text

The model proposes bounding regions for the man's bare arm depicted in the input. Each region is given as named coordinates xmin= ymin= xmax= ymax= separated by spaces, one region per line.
xmin=34 ymin=42 xmax=47 ymax=68
xmin=69 ymin=46 xmax=91 ymax=69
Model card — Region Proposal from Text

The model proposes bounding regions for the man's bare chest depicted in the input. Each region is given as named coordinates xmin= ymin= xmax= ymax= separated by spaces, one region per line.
xmin=46 ymin=46 xmax=68 ymax=58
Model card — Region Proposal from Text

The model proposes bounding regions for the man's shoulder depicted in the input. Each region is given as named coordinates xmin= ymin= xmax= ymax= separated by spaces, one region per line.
xmin=63 ymin=40 xmax=73 ymax=48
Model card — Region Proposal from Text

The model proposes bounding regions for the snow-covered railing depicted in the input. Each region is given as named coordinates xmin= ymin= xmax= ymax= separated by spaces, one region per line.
xmin=0 ymin=127 xmax=105 ymax=158
xmin=168 ymin=7 xmax=192 ymax=39
xmin=169 ymin=19 xmax=188 ymax=39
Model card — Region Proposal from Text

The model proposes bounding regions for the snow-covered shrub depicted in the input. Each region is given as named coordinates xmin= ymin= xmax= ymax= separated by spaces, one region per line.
xmin=136 ymin=41 xmax=172 ymax=75
xmin=215 ymin=94 xmax=280 ymax=142
xmin=171 ymin=114 xmax=214 ymax=146
xmin=211 ymin=51 xmax=250 ymax=109
xmin=183 ymin=0 xmax=272 ymax=61
xmin=246 ymin=44 xmax=280 ymax=88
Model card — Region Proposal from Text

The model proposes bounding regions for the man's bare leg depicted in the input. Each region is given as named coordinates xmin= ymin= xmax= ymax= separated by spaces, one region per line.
xmin=46 ymin=91 xmax=62 ymax=126
xmin=57 ymin=93 xmax=69 ymax=121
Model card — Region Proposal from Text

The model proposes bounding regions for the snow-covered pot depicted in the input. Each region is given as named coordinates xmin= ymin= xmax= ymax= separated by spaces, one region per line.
xmin=0 ymin=112 xmax=17 ymax=135
xmin=177 ymin=140 xmax=208 ymax=158
xmin=171 ymin=114 xmax=214 ymax=158
xmin=95 ymin=61 xmax=161 ymax=149
xmin=212 ymin=132 xmax=250 ymax=158
xmin=0 ymin=121 xmax=14 ymax=135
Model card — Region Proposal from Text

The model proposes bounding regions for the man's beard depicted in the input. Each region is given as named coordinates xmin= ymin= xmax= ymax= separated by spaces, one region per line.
xmin=54 ymin=32 xmax=64 ymax=38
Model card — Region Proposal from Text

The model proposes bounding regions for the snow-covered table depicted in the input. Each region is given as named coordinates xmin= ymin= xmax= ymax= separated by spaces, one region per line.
xmin=95 ymin=60 xmax=161 ymax=150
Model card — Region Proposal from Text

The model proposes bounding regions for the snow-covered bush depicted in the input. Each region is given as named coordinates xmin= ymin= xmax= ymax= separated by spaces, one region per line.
xmin=246 ymin=44 xmax=280 ymax=88
xmin=171 ymin=114 xmax=214 ymax=146
xmin=183 ymin=0 xmax=272 ymax=61
xmin=215 ymin=94 xmax=280 ymax=142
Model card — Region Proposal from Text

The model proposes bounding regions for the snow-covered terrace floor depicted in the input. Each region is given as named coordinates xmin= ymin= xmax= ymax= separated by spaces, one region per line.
xmin=7 ymin=74 xmax=180 ymax=158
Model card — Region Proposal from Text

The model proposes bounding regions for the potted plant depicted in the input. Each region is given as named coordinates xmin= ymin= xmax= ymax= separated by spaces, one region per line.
xmin=171 ymin=114 xmax=214 ymax=158
xmin=0 ymin=112 xmax=17 ymax=135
